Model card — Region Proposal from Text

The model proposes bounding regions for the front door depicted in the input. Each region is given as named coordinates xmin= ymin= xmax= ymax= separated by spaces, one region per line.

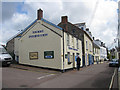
xmin=73 ymin=53 xmax=75 ymax=68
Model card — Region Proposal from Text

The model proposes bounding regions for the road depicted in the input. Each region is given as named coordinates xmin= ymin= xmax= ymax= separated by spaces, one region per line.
xmin=2 ymin=62 xmax=118 ymax=89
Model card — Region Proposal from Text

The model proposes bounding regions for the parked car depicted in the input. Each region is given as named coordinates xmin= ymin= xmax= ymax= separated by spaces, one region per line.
xmin=0 ymin=45 xmax=13 ymax=66
xmin=109 ymin=59 xmax=119 ymax=67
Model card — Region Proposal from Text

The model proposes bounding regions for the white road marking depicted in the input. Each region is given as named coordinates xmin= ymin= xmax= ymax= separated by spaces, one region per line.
xmin=37 ymin=74 xmax=55 ymax=80
xmin=109 ymin=68 xmax=116 ymax=90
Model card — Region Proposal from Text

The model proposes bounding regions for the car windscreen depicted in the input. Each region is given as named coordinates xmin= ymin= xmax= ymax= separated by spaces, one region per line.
xmin=112 ymin=59 xmax=118 ymax=62
xmin=0 ymin=48 xmax=8 ymax=54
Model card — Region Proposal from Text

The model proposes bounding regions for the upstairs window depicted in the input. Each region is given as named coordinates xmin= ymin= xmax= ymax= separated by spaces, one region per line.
xmin=72 ymin=36 xmax=74 ymax=48
xmin=76 ymin=38 xmax=79 ymax=49
xmin=72 ymin=29 xmax=75 ymax=34
xmin=86 ymin=41 xmax=88 ymax=50
xmin=67 ymin=34 xmax=70 ymax=46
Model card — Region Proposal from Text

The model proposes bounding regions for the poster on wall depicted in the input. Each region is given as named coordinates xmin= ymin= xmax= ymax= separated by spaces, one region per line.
xmin=29 ymin=52 xmax=38 ymax=60
xmin=44 ymin=51 xmax=54 ymax=59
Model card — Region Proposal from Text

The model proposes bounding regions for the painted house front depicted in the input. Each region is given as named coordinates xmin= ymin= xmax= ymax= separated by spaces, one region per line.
xmin=94 ymin=39 xmax=107 ymax=62
xmin=93 ymin=40 xmax=100 ymax=64
xmin=14 ymin=9 xmax=82 ymax=71
xmin=84 ymin=32 xmax=93 ymax=65
xmin=58 ymin=18 xmax=93 ymax=66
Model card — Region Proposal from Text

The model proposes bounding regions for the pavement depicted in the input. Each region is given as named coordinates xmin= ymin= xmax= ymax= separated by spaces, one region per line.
xmin=118 ymin=67 xmax=120 ymax=90
xmin=2 ymin=61 xmax=118 ymax=89
xmin=10 ymin=64 xmax=61 ymax=74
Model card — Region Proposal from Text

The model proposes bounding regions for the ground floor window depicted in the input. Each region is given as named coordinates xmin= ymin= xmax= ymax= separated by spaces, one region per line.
xmin=29 ymin=52 xmax=38 ymax=60
xmin=44 ymin=51 xmax=54 ymax=59
xmin=67 ymin=52 xmax=71 ymax=64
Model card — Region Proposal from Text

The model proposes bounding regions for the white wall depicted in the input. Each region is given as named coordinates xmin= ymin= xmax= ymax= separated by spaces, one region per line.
xmin=19 ymin=20 xmax=62 ymax=70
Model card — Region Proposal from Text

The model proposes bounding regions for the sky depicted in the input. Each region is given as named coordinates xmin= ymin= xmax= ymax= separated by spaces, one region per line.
xmin=1 ymin=0 xmax=119 ymax=49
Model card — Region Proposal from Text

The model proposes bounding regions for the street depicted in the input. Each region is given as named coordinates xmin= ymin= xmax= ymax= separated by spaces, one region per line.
xmin=2 ymin=62 xmax=118 ymax=89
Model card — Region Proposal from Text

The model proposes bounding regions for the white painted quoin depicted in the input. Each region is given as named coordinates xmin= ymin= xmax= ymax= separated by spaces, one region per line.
xmin=14 ymin=9 xmax=82 ymax=70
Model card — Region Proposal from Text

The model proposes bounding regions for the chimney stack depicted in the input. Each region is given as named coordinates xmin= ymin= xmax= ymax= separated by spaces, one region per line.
xmin=37 ymin=9 xmax=43 ymax=20
xmin=86 ymin=28 xmax=89 ymax=31
xmin=93 ymin=37 xmax=95 ymax=40
xmin=101 ymin=42 xmax=103 ymax=46
xmin=61 ymin=16 xmax=68 ymax=23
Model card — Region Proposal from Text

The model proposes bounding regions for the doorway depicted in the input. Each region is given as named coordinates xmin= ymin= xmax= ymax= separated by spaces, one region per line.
xmin=73 ymin=53 xmax=75 ymax=68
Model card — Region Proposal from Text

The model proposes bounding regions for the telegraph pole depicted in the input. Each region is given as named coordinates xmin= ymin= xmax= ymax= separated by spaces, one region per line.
xmin=118 ymin=1 xmax=120 ymax=65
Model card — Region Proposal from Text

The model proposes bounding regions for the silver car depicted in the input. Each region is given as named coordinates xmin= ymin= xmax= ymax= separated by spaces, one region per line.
xmin=109 ymin=59 xmax=119 ymax=67
xmin=0 ymin=46 xmax=13 ymax=66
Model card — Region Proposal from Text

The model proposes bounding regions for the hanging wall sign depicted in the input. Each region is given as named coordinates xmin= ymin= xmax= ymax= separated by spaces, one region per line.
xmin=68 ymin=47 xmax=78 ymax=51
xmin=44 ymin=51 xmax=54 ymax=59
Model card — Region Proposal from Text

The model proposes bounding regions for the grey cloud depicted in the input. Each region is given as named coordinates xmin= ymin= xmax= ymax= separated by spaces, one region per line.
xmin=2 ymin=2 xmax=18 ymax=22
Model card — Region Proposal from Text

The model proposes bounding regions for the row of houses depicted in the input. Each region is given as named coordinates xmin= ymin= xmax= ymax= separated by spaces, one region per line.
xmin=6 ymin=9 xmax=107 ymax=71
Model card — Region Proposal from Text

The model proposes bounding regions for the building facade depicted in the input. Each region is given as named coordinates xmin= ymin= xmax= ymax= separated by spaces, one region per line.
xmin=94 ymin=39 xmax=107 ymax=62
xmin=14 ymin=9 xmax=82 ymax=70
xmin=58 ymin=16 xmax=93 ymax=66
xmin=93 ymin=40 xmax=100 ymax=64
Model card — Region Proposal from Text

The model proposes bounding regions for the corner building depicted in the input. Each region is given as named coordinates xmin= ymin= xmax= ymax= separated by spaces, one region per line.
xmin=14 ymin=9 xmax=82 ymax=71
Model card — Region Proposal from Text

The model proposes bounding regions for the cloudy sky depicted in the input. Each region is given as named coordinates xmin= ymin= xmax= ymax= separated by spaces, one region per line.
xmin=1 ymin=0 xmax=119 ymax=49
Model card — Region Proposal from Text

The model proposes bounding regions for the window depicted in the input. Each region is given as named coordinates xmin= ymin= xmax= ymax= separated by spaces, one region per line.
xmin=89 ymin=43 xmax=92 ymax=52
xmin=44 ymin=51 xmax=54 ymax=59
xmin=67 ymin=34 xmax=69 ymax=46
xmin=94 ymin=48 xmax=95 ymax=54
xmin=72 ymin=36 xmax=74 ymax=48
xmin=91 ymin=44 xmax=92 ymax=52
xmin=76 ymin=38 xmax=79 ymax=49
xmin=86 ymin=41 xmax=88 ymax=50
xmin=67 ymin=52 xmax=71 ymax=64
xmin=72 ymin=29 xmax=75 ymax=34
xmin=29 ymin=52 xmax=38 ymax=60
xmin=89 ymin=44 xmax=91 ymax=52
xmin=81 ymin=27 xmax=84 ymax=30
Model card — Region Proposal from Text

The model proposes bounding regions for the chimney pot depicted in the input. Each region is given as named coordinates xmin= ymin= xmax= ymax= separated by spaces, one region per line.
xmin=86 ymin=28 xmax=89 ymax=31
xmin=37 ymin=9 xmax=43 ymax=20
xmin=61 ymin=16 xmax=68 ymax=23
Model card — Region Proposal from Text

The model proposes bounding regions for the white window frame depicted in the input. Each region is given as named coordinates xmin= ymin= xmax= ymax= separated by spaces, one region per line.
xmin=76 ymin=38 xmax=79 ymax=49
xmin=67 ymin=34 xmax=69 ymax=46
xmin=86 ymin=41 xmax=88 ymax=50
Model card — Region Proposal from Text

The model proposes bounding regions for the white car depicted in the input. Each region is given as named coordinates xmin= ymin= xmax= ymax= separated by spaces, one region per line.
xmin=0 ymin=45 xmax=13 ymax=66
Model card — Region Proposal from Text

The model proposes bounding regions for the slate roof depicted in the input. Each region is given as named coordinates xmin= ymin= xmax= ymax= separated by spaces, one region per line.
xmin=41 ymin=18 xmax=63 ymax=30
xmin=16 ymin=18 xmax=63 ymax=38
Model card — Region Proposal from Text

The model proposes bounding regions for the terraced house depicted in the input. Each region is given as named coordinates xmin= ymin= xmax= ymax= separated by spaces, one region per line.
xmin=14 ymin=9 xmax=82 ymax=71
xmin=93 ymin=39 xmax=100 ymax=64
xmin=58 ymin=17 xmax=94 ymax=67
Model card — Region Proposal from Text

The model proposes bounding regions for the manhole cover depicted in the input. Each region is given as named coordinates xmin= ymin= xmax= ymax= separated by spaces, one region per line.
xmin=20 ymin=85 xmax=28 ymax=87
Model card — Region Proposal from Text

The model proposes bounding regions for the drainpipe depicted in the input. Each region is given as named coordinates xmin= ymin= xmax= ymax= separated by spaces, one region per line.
xmin=63 ymin=29 xmax=65 ymax=73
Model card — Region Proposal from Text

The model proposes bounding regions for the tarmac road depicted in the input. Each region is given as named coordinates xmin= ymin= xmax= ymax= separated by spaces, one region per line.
xmin=34 ymin=62 xmax=118 ymax=88
xmin=2 ymin=62 xmax=118 ymax=89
